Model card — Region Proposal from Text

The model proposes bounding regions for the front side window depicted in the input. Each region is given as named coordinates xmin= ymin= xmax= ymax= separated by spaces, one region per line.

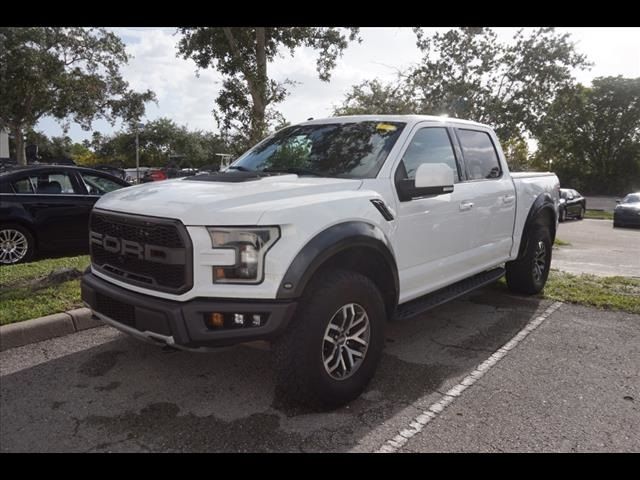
xmin=457 ymin=129 xmax=502 ymax=180
xmin=396 ymin=127 xmax=459 ymax=181
xmin=622 ymin=194 xmax=640 ymax=204
xmin=80 ymin=173 xmax=125 ymax=195
xmin=231 ymin=121 xmax=406 ymax=178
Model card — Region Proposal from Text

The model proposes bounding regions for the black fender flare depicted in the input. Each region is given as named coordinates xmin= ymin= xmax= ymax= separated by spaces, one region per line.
xmin=516 ymin=192 xmax=557 ymax=259
xmin=276 ymin=221 xmax=399 ymax=302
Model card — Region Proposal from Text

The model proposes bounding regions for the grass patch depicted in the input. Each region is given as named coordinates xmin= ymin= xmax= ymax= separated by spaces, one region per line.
xmin=496 ymin=271 xmax=640 ymax=314
xmin=0 ymin=255 xmax=90 ymax=326
xmin=553 ymin=238 xmax=571 ymax=247
xmin=585 ymin=209 xmax=614 ymax=220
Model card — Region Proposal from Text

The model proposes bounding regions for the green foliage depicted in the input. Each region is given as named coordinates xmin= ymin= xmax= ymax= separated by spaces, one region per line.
xmin=177 ymin=27 xmax=360 ymax=153
xmin=585 ymin=209 xmax=614 ymax=220
xmin=0 ymin=27 xmax=156 ymax=164
xmin=501 ymin=135 xmax=531 ymax=171
xmin=0 ymin=255 xmax=90 ymax=325
xmin=85 ymin=117 xmax=230 ymax=168
xmin=553 ymin=238 xmax=571 ymax=246
xmin=335 ymin=28 xmax=589 ymax=144
xmin=534 ymin=77 xmax=640 ymax=195
xmin=495 ymin=271 xmax=640 ymax=314
xmin=542 ymin=271 xmax=640 ymax=314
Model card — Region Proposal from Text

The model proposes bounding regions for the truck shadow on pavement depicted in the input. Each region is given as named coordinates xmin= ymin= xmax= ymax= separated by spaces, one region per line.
xmin=0 ymin=286 xmax=552 ymax=452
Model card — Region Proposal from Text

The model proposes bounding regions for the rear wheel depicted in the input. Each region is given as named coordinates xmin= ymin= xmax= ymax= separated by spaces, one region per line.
xmin=506 ymin=222 xmax=552 ymax=295
xmin=274 ymin=268 xmax=386 ymax=409
xmin=0 ymin=224 xmax=35 ymax=265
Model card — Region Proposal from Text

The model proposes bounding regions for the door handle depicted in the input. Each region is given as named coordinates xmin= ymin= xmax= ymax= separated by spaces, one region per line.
xmin=459 ymin=201 xmax=474 ymax=211
xmin=502 ymin=195 xmax=516 ymax=204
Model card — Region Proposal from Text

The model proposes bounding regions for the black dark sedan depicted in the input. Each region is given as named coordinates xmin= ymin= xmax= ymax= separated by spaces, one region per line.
xmin=614 ymin=193 xmax=640 ymax=228
xmin=0 ymin=165 xmax=130 ymax=264
xmin=558 ymin=188 xmax=586 ymax=222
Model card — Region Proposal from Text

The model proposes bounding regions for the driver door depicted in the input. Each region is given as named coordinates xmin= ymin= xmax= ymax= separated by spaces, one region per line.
xmin=392 ymin=124 xmax=474 ymax=303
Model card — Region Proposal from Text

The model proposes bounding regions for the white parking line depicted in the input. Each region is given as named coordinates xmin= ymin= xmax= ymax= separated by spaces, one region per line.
xmin=370 ymin=301 xmax=564 ymax=453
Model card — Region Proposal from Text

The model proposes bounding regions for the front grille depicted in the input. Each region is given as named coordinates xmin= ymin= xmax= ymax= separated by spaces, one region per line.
xmin=90 ymin=210 xmax=193 ymax=294
xmin=96 ymin=293 xmax=135 ymax=328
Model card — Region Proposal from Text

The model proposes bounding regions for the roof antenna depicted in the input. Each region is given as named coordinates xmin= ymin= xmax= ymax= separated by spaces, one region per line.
xmin=307 ymin=117 xmax=314 ymax=121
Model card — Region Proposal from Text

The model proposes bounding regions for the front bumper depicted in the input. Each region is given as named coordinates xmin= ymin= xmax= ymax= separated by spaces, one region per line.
xmin=614 ymin=210 xmax=640 ymax=226
xmin=81 ymin=272 xmax=297 ymax=350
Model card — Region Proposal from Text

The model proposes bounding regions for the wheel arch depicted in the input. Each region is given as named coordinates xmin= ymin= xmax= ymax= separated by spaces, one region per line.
xmin=516 ymin=193 xmax=557 ymax=260
xmin=276 ymin=221 xmax=399 ymax=319
xmin=1 ymin=219 xmax=38 ymax=249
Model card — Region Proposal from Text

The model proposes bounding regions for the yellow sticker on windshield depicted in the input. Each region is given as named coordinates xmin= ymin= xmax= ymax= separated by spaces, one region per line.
xmin=376 ymin=123 xmax=397 ymax=133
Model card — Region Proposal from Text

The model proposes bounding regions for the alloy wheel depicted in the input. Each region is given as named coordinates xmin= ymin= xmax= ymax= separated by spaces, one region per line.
xmin=322 ymin=303 xmax=371 ymax=380
xmin=532 ymin=240 xmax=547 ymax=283
xmin=0 ymin=229 xmax=29 ymax=264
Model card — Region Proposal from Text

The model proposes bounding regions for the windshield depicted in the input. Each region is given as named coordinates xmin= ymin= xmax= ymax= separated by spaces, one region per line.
xmin=230 ymin=121 xmax=406 ymax=178
xmin=622 ymin=194 xmax=640 ymax=204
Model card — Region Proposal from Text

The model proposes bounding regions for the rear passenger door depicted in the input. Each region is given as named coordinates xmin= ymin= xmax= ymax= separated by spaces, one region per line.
xmin=9 ymin=169 xmax=90 ymax=250
xmin=452 ymin=127 xmax=516 ymax=267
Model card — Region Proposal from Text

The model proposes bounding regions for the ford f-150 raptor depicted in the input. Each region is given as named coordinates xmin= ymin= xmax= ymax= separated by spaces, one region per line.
xmin=81 ymin=115 xmax=560 ymax=408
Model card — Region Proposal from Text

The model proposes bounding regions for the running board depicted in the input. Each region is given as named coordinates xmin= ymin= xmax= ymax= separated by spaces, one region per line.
xmin=394 ymin=267 xmax=505 ymax=321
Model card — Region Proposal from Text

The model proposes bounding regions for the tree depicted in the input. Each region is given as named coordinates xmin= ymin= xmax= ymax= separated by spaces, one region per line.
xmin=176 ymin=27 xmax=360 ymax=152
xmin=335 ymin=28 xmax=589 ymax=142
xmin=0 ymin=27 xmax=156 ymax=165
xmin=534 ymin=76 xmax=640 ymax=194
xmin=85 ymin=117 xmax=229 ymax=168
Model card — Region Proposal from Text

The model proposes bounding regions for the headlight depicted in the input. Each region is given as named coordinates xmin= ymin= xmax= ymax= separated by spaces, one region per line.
xmin=207 ymin=227 xmax=279 ymax=284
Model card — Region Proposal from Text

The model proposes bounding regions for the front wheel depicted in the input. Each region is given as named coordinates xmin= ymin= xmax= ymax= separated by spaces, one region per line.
xmin=577 ymin=206 xmax=585 ymax=220
xmin=506 ymin=223 xmax=552 ymax=295
xmin=559 ymin=207 xmax=566 ymax=222
xmin=274 ymin=268 xmax=386 ymax=409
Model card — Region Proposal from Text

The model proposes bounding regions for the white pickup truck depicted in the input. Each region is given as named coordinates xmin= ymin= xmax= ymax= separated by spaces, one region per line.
xmin=81 ymin=115 xmax=559 ymax=408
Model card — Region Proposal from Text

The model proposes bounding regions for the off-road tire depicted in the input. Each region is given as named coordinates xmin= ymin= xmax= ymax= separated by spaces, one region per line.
xmin=505 ymin=222 xmax=552 ymax=295
xmin=274 ymin=268 xmax=386 ymax=410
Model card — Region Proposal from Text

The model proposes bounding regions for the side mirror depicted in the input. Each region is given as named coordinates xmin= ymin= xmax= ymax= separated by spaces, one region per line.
xmin=616 ymin=199 xmax=621 ymax=204
xmin=414 ymin=163 xmax=455 ymax=190
xmin=397 ymin=163 xmax=454 ymax=201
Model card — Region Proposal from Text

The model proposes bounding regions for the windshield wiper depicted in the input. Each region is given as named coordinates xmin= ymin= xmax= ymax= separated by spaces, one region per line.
xmin=262 ymin=167 xmax=324 ymax=177
xmin=226 ymin=165 xmax=253 ymax=172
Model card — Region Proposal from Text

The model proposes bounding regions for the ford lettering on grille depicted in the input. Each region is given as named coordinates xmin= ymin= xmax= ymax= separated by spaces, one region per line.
xmin=89 ymin=231 xmax=185 ymax=264
xmin=89 ymin=211 xmax=193 ymax=294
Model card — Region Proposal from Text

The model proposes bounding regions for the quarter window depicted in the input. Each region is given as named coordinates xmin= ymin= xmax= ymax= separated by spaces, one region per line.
xmin=457 ymin=129 xmax=502 ymax=180
xmin=396 ymin=127 xmax=459 ymax=181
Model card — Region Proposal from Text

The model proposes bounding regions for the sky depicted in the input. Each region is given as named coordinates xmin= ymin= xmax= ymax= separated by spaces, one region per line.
xmin=37 ymin=27 xmax=640 ymax=143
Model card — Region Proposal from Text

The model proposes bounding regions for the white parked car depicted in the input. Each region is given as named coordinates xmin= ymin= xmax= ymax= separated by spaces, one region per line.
xmin=82 ymin=115 xmax=560 ymax=408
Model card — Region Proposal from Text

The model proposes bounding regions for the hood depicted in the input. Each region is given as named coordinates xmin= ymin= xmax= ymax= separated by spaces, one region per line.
xmin=95 ymin=174 xmax=363 ymax=225
xmin=616 ymin=202 xmax=640 ymax=210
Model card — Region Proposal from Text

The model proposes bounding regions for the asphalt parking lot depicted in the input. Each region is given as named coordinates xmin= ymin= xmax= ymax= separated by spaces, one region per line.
xmin=2 ymin=287 xmax=638 ymax=452
xmin=553 ymin=219 xmax=640 ymax=277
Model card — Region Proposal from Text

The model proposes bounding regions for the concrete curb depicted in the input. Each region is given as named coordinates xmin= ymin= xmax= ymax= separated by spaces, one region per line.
xmin=0 ymin=307 xmax=102 ymax=352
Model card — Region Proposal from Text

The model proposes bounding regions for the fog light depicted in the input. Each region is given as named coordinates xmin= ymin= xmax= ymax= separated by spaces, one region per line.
xmin=251 ymin=314 xmax=262 ymax=327
xmin=207 ymin=312 xmax=224 ymax=328
xmin=233 ymin=313 xmax=245 ymax=326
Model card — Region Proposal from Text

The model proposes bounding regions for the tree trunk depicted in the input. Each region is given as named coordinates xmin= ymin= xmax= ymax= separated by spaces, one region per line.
xmin=251 ymin=27 xmax=268 ymax=145
xmin=12 ymin=125 xmax=26 ymax=165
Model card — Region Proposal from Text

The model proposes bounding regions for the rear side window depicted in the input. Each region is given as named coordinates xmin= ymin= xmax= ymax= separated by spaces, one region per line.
xmin=397 ymin=127 xmax=460 ymax=182
xmin=12 ymin=177 xmax=35 ymax=193
xmin=457 ymin=129 xmax=502 ymax=180
xmin=11 ymin=173 xmax=76 ymax=194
